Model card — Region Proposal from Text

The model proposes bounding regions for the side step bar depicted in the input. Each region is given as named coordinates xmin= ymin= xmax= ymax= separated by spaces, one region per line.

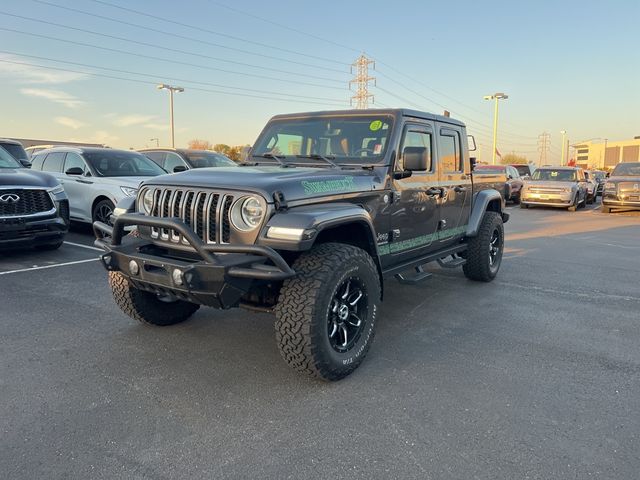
xmin=395 ymin=265 xmax=432 ymax=285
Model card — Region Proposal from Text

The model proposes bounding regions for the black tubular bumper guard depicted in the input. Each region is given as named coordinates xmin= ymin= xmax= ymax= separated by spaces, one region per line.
xmin=93 ymin=213 xmax=296 ymax=309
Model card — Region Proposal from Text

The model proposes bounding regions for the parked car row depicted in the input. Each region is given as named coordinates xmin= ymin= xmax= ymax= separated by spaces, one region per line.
xmin=1 ymin=140 xmax=238 ymax=250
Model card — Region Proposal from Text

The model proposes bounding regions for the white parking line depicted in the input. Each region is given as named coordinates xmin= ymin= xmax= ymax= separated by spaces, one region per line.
xmin=0 ymin=258 xmax=99 ymax=276
xmin=63 ymin=240 xmax=103 ymax=252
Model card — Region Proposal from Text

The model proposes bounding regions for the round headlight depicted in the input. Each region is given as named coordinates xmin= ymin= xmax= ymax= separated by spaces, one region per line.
xmin=142 ymin=189 xmax=154 ymax=214
xmin=231 ymin=196 xmax=265 ymax=231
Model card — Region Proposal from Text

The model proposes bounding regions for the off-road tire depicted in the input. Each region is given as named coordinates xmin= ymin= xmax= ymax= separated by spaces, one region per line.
xmin=463 ymin=211 xmax=503 ymax=282
xmin=108 ymin=271 xmax=200 ymax=326
xmin=36 ymin=240 xmax=64 ymax=250
xmin=274 ymin=243 xmax=381 ymax=381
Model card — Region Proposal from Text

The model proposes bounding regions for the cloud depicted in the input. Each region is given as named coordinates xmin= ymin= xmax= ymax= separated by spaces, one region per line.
xmin=142 ymin=123 xmax=168 ymax=131
xmin=0 ymin=54 xmax=87 ymax=84
xmin=112 ymin=114 xmax=156 ymax=127
xmin=69 ymin=130 xmax=119 ymax=146
xmin=55 ymin=116 xmax=87 ymax=130
xmin=20 ymin=88 xmax=85 ymax=108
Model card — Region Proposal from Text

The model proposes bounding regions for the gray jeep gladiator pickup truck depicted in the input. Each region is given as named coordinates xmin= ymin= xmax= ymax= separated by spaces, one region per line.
xmin=94 ymin=109 xmax=509 ymax=381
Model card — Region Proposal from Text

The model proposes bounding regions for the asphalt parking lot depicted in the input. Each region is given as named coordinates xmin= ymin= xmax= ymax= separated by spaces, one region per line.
xmin=1 ymin=204 xmax=639 ymax=479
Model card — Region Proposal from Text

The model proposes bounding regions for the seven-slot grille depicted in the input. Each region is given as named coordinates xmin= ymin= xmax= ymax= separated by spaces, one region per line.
xmin=145 ymin=188 xmax=235 ymax=244
xmin=0 ymin=188 xmax=54 ymax=217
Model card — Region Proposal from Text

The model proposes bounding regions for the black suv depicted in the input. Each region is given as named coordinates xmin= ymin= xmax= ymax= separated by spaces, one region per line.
xmin=140 ymin=148 xmax=236 ymax=173
xmin=95 ymin=109 xmax=509 ymax=381
xmin=0 ymin=139 xmax=32 ymax=168
xmin=0 ymin=145 xmax=69 ymax=249
xmin=602 ymin=162 xmax=640 ymax=213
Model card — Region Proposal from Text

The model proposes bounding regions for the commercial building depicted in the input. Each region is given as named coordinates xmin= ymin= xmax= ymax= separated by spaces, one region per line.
xmin=573 ymin=138 xmax=640 ymax=171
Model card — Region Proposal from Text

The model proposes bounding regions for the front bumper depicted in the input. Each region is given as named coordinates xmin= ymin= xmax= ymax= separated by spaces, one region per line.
xmin=520 ymin=191 xmax=573 ymax=207
xmin=93 ymin=213 xmax=296 ymax=309
xmin=0 ymin=214 xmax=68 ymax=249
xmin=602 ymin=193 xmax=640 ymax=209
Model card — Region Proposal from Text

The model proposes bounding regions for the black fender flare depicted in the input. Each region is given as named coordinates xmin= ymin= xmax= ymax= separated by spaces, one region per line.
xmin=466 ymin=189 xmax=507 ymax=237
xmin=258 ymin=203 xmax=384 ymax=295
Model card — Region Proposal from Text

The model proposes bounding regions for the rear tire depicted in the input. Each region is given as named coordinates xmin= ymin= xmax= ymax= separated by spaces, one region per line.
xmin=108 ymin=271 xmax=200 ymax=326
xmin=463 ymin=211 xmax=504 ymax=282
xmin=275 ymin=243 xmax=381 ymax=381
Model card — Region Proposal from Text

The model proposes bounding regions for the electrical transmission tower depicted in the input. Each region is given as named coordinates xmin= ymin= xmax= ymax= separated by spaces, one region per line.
xmin=537 ymin=132 xmax=551 ymax=167
xmin=350 ymin=54 xmax=375 ymax=109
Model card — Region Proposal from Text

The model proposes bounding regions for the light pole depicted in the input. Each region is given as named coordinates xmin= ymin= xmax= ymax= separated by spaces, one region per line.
xmin=560 ymin=130 xmax=567 ymax=165
xmin=157 ymin=84 xmax=184 ymax=148
xmin=484 ymin=92 xmax=508 ymax=165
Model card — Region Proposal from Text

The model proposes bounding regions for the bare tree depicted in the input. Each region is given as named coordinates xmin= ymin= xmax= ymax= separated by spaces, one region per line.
xmin=501 ymin=153 xmax=529 ymax=165
xmin=188 ymin=139 xmax=213 ymax=150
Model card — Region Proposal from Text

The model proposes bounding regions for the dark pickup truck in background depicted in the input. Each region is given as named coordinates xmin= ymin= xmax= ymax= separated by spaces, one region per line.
xmin=95 ymin=109 xmax=509 ymax=381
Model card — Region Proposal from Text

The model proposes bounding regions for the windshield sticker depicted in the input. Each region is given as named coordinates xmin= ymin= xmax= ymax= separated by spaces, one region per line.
xmin=302 ymin=176 xmax=356 ymax=195
xmin=369 ymin=120 xmax=383 ymax=131
xmin=373 ymin=144 xmax=382 ymax=154
xmin=551 ymin=171 xmax=558 ymax=177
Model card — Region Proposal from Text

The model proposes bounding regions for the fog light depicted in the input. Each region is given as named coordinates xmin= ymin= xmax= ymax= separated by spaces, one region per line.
xmin=128 ymin=260 xmax=140 ymax=275
xmin=172 ymin=268 xmax=184 ymax=286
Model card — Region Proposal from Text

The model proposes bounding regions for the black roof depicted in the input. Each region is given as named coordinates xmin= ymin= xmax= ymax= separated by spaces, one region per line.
xmin=268 ymin=108 xmax=466 ymax=128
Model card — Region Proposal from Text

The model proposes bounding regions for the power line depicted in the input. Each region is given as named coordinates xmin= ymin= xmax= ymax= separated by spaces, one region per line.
xmin=84 ymin=0 xmax=349 ymax=66
xmin=0 ymin=51 xmax=347 ymax=103
xmin=0 ymin=12 xmax=347 ymax=83
xmin=205 ymin=0 xmax=361 ymax=54
xmin=0 ymin=27 xmax=346 ymax=91
xmin=537 ymin=132 xmax=551 ymax=167
xmin=0 ymin=59 xmax=348 ymax=107
xmin=30 ymin=0 xmax=348 ymax=74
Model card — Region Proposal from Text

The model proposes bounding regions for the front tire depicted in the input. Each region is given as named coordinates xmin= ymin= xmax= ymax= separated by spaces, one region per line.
xmin=93 ymin=199 xmax=115 ymax=225
xmin=275 ymin=243 xmax=381 ymax=381
xmin=108 ymin=271 xmax=200 ymax=326
xmin=463 ymin=211 xmax=504 ymax=282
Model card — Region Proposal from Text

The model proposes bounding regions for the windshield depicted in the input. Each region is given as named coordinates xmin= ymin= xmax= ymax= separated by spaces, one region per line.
xmin=532 ymin=169 xmax=577 ymax=181
xmin=513 ymin=165 xmax=532 ymax=176
xmin=0 ymin=146 xmax=22 ymax=168
xmin=252 ymin=115 xmax=394 ymax=165
xmin=83 ymin=150 xmax=166 ymax=177
xmin=612 ymin=162 xmax=640 ymax=176
xmin=0 ymin=142 xmax=29 ymax=161
xmin=592 ymin=171 xmax=605 ymax=180
xmin=182 ymin=151 xmax=236 ymax=168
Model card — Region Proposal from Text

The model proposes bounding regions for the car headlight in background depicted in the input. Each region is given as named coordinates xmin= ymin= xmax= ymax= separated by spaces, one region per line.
xmin=604 ymin=182 xmax=616 ymax=192
xmin=120 ymin=186 xmax=138 ymax=197
xmin=230 ymin=195 xmax=265 ymax=231
xmin=47 ymin=184 xmax=65 ymax=195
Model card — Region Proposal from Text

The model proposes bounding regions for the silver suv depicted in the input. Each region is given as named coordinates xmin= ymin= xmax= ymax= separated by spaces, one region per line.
xmin=30 ymin=147 xmax=166 ymax=224
xmin=520 ymin=166 xmax=588 ymax=211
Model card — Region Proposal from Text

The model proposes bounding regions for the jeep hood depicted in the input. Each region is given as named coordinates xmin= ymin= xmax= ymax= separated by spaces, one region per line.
xmin=140 ymin=166 xmax=384 ymax=202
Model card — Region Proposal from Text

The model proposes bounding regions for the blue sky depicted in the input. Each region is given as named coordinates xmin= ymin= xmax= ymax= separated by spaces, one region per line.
xmin=0 ymin=0 xmax=638 ymax=163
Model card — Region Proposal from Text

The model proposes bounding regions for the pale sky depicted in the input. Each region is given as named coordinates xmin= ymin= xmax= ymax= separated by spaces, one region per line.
xmin=1 ymin=0 xmax=638 ymax=164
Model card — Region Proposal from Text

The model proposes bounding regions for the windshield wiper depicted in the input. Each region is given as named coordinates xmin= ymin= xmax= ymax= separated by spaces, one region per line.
xmin=250 ymin=153 xmax=290 ymax=167
xmin=295 ymin=154 xmax=339 ymax=169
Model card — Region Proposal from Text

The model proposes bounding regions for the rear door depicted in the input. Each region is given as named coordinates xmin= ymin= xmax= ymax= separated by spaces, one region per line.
xmin=61 ymin=152 xmax=94 ymax=221
xmin=436 ymin=125 xmax=471 ymax=245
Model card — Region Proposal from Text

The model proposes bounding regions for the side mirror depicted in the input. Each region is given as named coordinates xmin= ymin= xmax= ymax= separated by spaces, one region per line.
xmin=65 ymin=167 xmax=83 ymax=175
xmin=19 ymin=159 xmax=32 ymax=168
xmin=403 ymin=146 xmax=428 ymax=171
xmin=467 ymin=135 xmax=477 ymax=152
xmin=173 ymin=165 xmax=188 ymax=173
xmin=507 ymin=175 xmax=513 ymax=180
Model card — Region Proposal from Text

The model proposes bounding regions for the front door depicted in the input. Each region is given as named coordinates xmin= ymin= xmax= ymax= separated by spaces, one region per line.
xmin=383 ymin=123 xmax=441 ymax=263
xmin=61 ymin=152 xmax=94 ymax=221
xmin=436 ymin=124 xmax=471 ymax=246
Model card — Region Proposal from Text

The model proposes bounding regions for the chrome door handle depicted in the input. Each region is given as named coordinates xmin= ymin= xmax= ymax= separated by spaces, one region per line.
xmin=454 ymin=186 xmax=467 ymax=193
